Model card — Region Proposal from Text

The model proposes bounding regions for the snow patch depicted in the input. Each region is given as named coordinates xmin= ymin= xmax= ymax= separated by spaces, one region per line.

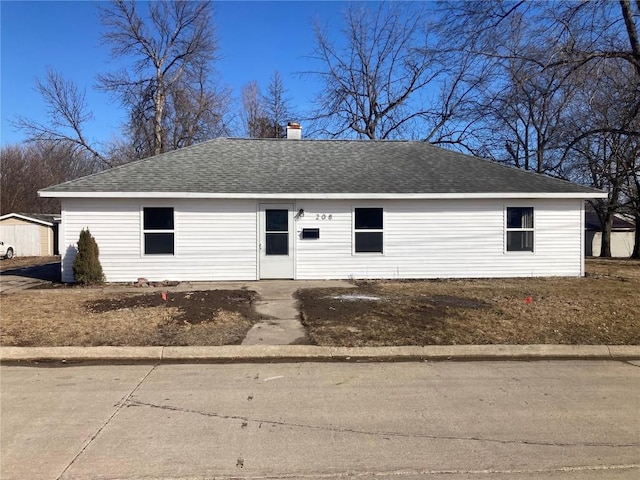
xmin=329 ymin=294 xmax=384 ymax=301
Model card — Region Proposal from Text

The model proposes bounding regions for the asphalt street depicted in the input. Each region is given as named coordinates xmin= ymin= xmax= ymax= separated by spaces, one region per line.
xmin=1 ymin=360 xmax=639 ymax=479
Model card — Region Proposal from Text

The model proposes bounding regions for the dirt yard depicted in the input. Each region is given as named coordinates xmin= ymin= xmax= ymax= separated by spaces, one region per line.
xmin=297 ymin=259 xmax=640 ymax=346
xmin=0 ymin=290 xmax=261 ymax=346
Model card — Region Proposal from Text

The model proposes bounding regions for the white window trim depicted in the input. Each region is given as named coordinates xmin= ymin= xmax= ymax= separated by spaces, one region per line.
xmin=352 ymin=207 xmax=384 ymax=255
xmin=504 ymin=206 xmax=535 ymax=254
xmin=141 ymin=206 xmax=176 ymax=257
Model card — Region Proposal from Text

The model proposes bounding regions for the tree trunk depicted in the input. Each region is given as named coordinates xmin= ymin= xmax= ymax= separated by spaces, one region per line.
xmin=632 ymin=211 xmax=640 ymax=259
xmin=619 ymin=0 xmax=640 ymax=77
xmin=599 ymin=215 xmax=614 ymax=257
xmin=154 ymin=90 xmax=165 ymax=157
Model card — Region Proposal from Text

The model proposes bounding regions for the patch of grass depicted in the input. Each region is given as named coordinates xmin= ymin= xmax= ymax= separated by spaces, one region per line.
xmin=297 ymin=259 xmax=640 ymax=346
xmin=0 ymin=290 xmax=261 ymax=346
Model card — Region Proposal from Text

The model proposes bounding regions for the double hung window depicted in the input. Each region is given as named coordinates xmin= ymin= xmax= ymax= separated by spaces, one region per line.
xmin=506 ymin=207 xmax=534 ymax=252
xmin=354 ymin=208 xmax=383 ymax=253
xmin=143 ymin=207 xmax=174 ymax=255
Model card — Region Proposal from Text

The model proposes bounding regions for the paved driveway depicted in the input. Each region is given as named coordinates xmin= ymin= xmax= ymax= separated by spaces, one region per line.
xmin=0 ymin=262 xmax=61 ymax=294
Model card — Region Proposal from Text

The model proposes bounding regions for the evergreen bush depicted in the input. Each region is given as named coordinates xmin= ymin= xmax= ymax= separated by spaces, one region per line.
xmin=73 ymin=228 xmax=105 ymax=285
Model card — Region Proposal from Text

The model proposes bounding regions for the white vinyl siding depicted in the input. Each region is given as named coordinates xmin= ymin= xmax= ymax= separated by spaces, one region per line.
xmin=60 ymin=198 xmax=257 ymax=282
xmin=294 ymin=199 xmax=584 ymax=279
xmin=59 ymin=197 xmax=585 ymax=282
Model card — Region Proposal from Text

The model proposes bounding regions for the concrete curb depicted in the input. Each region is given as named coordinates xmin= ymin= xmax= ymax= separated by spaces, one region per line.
xmin=1 ymin=345 xmax=639 ymax=364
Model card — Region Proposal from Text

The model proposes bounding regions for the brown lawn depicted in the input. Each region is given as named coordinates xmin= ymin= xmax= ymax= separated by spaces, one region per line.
xmin=1 ymin=290 xmax=261 ymax=346
xmin=0 ymin=258 xmax=638 ymax=347
xmin=297 ymin=259 xmax=640 ymax=346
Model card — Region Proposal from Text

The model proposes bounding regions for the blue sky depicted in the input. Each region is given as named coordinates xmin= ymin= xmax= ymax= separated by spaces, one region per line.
xmin=0 ymin=0 xmax=350 ymax=147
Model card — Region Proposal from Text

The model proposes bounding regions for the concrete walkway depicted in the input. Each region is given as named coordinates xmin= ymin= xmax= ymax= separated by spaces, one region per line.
xmin=242 ymin=280 xmax=353 ymax=345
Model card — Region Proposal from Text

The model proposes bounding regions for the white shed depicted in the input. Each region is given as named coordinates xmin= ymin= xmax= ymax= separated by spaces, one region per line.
xmin=40 ymin=133 xmax=606 ymax=283
xmin=0 ymin=213 xmax=59 ymax=257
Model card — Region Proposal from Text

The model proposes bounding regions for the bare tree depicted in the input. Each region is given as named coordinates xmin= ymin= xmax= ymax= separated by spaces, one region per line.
xmin=241 ymin=81 xmax=265 ymax=138
xmin=98 ymin=0 xmax=228 ymax=157
xmin=474 ymin=51 xmax=578 ymax=174
xmin=626 ymin=150 xmax=640 ymax=258
xmin=1 ymin=142 xmax=99 ymax=215
xmin=12 ymin=69 xmax=110 ymax=166
xmin=308 ymin=2 xmax=443 ymax=139
xmin=263 ymin=71 xmax=295 ymax=138
xmin=438 ymin=0 xmax=640 ymax=255
xmin=567 ymin=62 xmax=640 ymax=256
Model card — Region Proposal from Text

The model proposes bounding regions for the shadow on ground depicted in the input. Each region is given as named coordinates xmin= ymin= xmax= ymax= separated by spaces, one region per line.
xmin=0 ymin=262 xmax=61 ymax=283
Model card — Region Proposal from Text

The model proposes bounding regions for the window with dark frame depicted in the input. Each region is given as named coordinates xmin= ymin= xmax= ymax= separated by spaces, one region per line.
xmin=506 ymin=207 xmax=534 ymax=252
xmin=143 ymin=207 xmax=174 ymax=255
xmin=354 ymin=208 xmax=383 ymax=253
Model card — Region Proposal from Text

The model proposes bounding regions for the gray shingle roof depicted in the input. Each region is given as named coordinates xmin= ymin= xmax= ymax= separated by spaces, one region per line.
xmin=41 ymin=138 xmax=601 ymax=196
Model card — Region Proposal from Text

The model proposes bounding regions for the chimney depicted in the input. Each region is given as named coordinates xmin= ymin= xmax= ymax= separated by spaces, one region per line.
xmin=286 ymin=122 xmax=302 ymax=140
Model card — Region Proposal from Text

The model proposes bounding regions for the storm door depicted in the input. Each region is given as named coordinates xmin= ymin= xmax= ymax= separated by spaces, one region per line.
xmin=259 ymin=204 xmax=294 ymax=279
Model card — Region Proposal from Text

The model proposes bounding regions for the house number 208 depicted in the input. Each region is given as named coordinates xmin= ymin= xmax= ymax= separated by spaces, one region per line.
xmin=316 ymin=214 xmax=332 ymax=220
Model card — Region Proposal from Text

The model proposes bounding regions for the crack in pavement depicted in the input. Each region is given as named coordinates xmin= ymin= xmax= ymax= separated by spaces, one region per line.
xmin=55 ymin=363 xmax=160 ymax=480
xmin=125 ymin=399 xmax=638 ymax=449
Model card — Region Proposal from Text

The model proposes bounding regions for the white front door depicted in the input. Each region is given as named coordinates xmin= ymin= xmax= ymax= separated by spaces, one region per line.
xmin=259 ymin=204 xmax=295 ymax=279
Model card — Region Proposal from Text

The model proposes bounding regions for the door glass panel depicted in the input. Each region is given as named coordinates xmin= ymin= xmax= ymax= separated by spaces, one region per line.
xmin=266 ymin=210 xmax=288 ymax=231
xmin=266 ymin=233 xmax=288 ymax=255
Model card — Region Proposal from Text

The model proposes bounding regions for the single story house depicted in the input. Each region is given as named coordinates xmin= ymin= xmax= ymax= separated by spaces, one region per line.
xmin=585 ymin=209 xmax=636 ymax=257
xmin=40 ymin=126 xmax=606 ymax=283
xmin=0 ymin=213 xmax=60 ymax=257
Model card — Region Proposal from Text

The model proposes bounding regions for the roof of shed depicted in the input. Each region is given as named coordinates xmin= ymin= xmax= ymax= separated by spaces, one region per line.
xmin=0 ymin=213 xmax=58 ymax=226
xmin=585 ymin=211 xmax=636 ymax=231
xmin=40 ymin=138 xmax=603 ymax=197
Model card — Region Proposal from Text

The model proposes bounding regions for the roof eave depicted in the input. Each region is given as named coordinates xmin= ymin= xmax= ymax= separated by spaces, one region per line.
xmin=39 ymin=191 xmax=608 ymax=200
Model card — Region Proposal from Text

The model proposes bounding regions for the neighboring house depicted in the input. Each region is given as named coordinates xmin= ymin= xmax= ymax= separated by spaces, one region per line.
xmin=0 ymin=213 xmax=60 ymax=257
xmin=585 ymin=209 xmax=636 ymax=257
xmin=40 ymin=125 xmax=606 ymax=282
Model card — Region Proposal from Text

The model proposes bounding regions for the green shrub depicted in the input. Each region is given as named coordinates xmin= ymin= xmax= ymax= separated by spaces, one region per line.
xmin=73 ymin=228 xmax=105 ymax=285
